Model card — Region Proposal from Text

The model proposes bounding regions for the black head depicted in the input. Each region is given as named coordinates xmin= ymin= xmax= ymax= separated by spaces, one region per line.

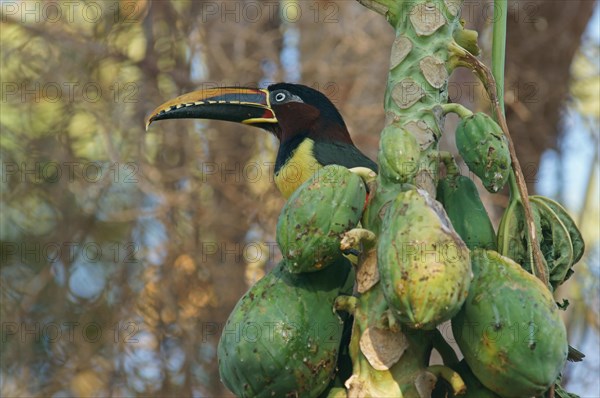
xmin=266 ymin=83 xmax=352 ymax=144
xmin=267 ymin=83 xmax=346 ymax=128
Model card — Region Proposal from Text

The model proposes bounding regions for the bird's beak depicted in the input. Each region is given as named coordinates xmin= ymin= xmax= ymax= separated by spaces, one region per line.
xmin=145 ymin=87 xmax=277 ymax=131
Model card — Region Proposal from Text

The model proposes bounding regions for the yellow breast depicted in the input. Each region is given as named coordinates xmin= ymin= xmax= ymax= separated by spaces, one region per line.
xmin=274 ymin=139 xmax=323 ymax=198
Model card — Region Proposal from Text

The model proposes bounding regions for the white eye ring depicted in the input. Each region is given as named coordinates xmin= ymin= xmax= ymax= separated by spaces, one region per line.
xmin=274 ymin=92 xmax=287 ymax=102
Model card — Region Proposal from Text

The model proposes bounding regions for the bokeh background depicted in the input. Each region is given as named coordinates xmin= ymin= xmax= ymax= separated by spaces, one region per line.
xmin=1 ymin=0 xmax=598 ymax=396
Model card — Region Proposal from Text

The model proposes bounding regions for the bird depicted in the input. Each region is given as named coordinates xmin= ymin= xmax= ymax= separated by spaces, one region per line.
xmin=145 ymin=83 xmax=378 ymax=198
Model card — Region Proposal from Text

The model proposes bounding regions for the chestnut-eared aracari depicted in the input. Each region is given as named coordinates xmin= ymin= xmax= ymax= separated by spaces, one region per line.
xmin=146 ymin=83 xmax=377 ymax=198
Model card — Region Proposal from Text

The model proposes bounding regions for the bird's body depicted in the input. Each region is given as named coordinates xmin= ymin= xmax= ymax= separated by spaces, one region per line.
xmin=146 ymin=83 xmax=377 ymax=197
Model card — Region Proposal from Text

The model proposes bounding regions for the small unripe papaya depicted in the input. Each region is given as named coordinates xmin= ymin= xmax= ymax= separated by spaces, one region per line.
xmin=436 ymin=175 xmax=496 ymax=250
xmin=377 ymin=124 xmax=421 ymax=185
xmin=455 ymin=113 xmax=510 ymax=193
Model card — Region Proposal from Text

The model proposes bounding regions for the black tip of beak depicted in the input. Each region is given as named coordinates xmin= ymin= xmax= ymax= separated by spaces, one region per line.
xmin=147 ymin=106 xmax=198 ymax=124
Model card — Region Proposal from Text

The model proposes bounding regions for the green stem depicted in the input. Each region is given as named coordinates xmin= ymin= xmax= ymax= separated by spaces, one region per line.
xmin=440 ymin=103 xmax=474 ymax=119
xmin=491 ymin=0 xmax=507 ymax=113
xmin=440 ymin=151 xmax=461 ymax=178
xmin=355 ymin=0 xmax=400 ymax=25
xmin=491 ymin=0 xmax=518 ymax=204
xmin=508 ymin=171 xmax=520 ymax=201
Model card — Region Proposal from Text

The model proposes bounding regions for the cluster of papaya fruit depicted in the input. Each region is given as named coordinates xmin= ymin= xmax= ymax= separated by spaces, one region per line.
xmin=374 ymin=112 xmax=584 ymax=397
xmin=218 ymin=113 xmax=584 ymax=397
xmin=439 ymin=113 xmax=583 ymax=397
xmin=218 ymin=166 xmax=367 ymax=397
xmin=435 ymin=113 xmax=583 ymax=397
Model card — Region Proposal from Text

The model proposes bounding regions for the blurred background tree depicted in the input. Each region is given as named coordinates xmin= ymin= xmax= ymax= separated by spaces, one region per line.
xmin=1 ymin=0 xmax=598 ymax=396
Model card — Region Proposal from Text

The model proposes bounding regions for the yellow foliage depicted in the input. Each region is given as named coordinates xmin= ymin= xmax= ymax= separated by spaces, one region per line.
xmin=9 ymin=192 xmax=59 ymax=236
xmin=571 ymin=50 xmax=600 ymax=120
xmin=2 ymin=100 xmax=64 ymax=137
xmin=174 ymin=253 xmax=196 ymax=274
xmin=68 ymin=112 xmax=105 ymax=159
xmin=127 ymin=33 xmax=147 ymax=62
xmin=70 ymin=369 xmax=106 ymax=398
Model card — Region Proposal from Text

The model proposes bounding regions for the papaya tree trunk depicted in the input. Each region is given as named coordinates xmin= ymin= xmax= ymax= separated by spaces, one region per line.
xmin=345 ymin=1 xmax=471 ymax=396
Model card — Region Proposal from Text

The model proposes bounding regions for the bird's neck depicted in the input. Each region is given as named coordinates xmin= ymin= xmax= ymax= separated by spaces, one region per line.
xmin=275 ymin=133 xmax=307 ymax=173
xmin=273 ymin=122 xmax=353 ymax=197
xmin=274 ymin=137 xmax=322 ymax=198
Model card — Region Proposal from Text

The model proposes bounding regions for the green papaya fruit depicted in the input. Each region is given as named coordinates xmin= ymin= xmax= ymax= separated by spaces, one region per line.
xmin=436 ymin=175 xmax=496 ymax=250
xmin=455 ymin=113 xmax=511 ymax=193
xmin=377 ymin=123 xmax=421 ymax=185
xmin=452 ymin=249 xmax=568 ymax=398
xmin=277 ymin=165 xmax=366 ymax=273
xmin=218 ymin=258 xmax=354 ymax=397
xmin=378 ymin=189 xmax=471 ymax=330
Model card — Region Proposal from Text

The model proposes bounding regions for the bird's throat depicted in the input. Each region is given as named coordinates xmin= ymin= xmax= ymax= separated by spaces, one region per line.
xmin=274 ymin=138 xmax=323 ymax=198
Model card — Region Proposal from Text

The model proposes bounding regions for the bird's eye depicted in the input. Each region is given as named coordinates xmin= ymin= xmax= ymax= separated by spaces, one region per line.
xmin=274 ymin=92 xmax=287 ymax=102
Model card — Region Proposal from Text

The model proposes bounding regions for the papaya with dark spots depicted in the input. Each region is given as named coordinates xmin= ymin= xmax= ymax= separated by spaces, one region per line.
xmin=277 ymin=165 xmax=366 ymax=273
xmin=455 ymin=113 xmax=510 ymax=193
xmin=378 ymin=189 xmax=471 ymax=330
xmin=218 ymin=258 xmax=354 ymax=397
xmin=452 ymin=249 xmax=568 ymax=398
